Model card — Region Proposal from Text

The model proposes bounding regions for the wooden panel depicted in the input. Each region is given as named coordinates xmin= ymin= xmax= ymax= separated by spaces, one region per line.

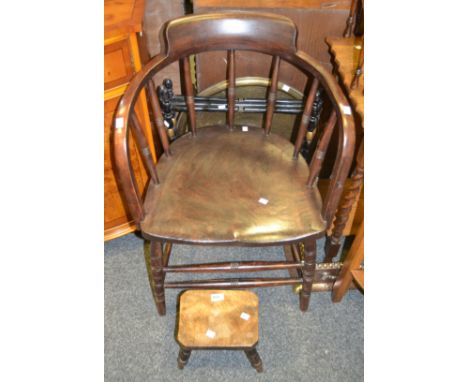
xmin=104 ymin=0 xmax=145 ymax=41
xmin=318 ymin=178 xmax=363 ymax=236
xmin=143 ymin=0 xmax=185 ymax=93
xmin=193 ymin=2 xmax=350 ymax=90
xmin=195 ymin=0 xmax=351 ymax=9
xmin=104 ymin=38 xmax=134 ymax=90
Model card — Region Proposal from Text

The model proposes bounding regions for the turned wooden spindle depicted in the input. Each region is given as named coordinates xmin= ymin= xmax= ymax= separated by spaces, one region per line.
xmin=227 ymin=49 xmax=236 ymax=130
xmin=293 ymin=78 xmax=319 ymax=158
xmin=344 ymin=0 xmax=359 ymax=37
xmin=307 ymin=111 xmax=337 ymax=186
xmin=324 ymin=140 xmax=364 ymax=262
xmin=130 ymin=113 xmax=159 ymax=184
xmin=264 ymin=56 xmax=281 ymax=135
xmin=181 ymin=56 xmax=197 ymax=136
xmin=147 ymin=79 xmax=171 ymax=156
xmin=299 ymin=239 xmax=317 ymax=311
xmin=149 ymin=241 xmax=166 ymax=316
xmin=351 ymin=40 xmax=364 ymax=89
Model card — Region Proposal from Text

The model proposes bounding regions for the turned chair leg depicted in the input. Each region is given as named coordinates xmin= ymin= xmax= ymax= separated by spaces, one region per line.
xmin=324 ymin=141 xmax=364 ymax=263
xmin=177 ymin=347 xmax=191 ymax=369
xmin=245 ymin=347 xmax=263 ymax=372
xmin=300 ymin=239 xmax=317 ymax=312
xmin=150 ymin=240 xmax=166 ymax=316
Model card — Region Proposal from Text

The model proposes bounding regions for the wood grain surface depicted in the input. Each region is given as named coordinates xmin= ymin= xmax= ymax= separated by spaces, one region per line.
xmin=177 ymin=290 xmax=259 ymax=348
xmin=141 ymin=125 xmax=326 ymax=245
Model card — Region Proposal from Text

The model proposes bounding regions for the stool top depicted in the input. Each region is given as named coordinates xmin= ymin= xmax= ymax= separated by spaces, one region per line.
xmin=177 ymin=290 xmax=259 ymax=348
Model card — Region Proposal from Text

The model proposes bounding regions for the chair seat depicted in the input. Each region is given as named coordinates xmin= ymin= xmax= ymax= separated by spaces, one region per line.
xmin=141 ymin=125 xmax=326 ymax=245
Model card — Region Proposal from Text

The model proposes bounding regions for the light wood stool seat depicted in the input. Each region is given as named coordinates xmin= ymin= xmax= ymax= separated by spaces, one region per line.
xmin=176 ymin=290 xmax=263 ymax=372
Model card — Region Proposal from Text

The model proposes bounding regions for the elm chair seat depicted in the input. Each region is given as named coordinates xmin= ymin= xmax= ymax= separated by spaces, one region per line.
xmin=113 ymin=12 xmax=355 ymax=316
xmin=141 ymin=125 xmax=326 ymax=245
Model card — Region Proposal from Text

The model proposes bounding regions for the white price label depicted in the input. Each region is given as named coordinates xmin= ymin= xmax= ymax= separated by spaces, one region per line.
xmin=282 ymin=84 xmax=290 ymax=92
xmin=258 ymin=197 xmax=269 ymax=205
xmin=240 ymin=312 xmax=250 ymax=321
xmin=242 ymin=126 xmax=249 ymax=132
xmin=206 ymin=329 xmax=216 ymax=338
xmin=211 ymin=293 xmax=224 ymax=302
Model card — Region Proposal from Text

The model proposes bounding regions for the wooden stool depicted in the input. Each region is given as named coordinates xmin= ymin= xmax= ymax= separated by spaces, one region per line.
xmin=176 ymin=290 xmax=263 ymax=372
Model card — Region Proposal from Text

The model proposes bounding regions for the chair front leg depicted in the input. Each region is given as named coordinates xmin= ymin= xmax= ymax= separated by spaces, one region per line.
xmin=300 ymin=239 xmax=317 ymax=312
xmin=150 ymin=240 xmax=166 ymax=316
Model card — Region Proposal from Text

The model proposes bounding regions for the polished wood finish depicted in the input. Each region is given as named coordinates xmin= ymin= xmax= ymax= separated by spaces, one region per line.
xmin=325 ymin=140 xmax=363 ymax=262
xmin=351 ymin=38 xmax=364 ymax=89
xmin=264 ymin=56 xmax=280 ymax=135
xmin=227 ymin=50 xmax=236 ymax=129
xmin=104 ymin=0 xmax=155 ymax=240
xmin=300 ymin=239 xmax=317 ymax=311
xmin=164 ymin=261 xmax=303 ymax=273
xmin=130 ymin=113 xmax=159 ymax=184
xmin=113 ymin=13 xmax=355 ymax=314
xmin=326 ymin=36 xmax=364 ymax=119
xmin=141 ymin=125 xmax=325 ymax=245
xmin=195 ymin=0 xmax=351 ymax=8
xmin=176 ymin=290 xmax=263 ymax=372
xmin=332 ymin=221 xmax=364 ymax=301
xmin=166 ymin=278 xmax=302 ymax=289
xmin=343 ymin=0 xmax=359 ymax=37
xmin=307 ymin=111 xmax=337 ymax=186
xmin=147 ymin=79 xmax=171 ymax=156
xmin=293 ymin=78 xmax=319 ymax=158
xmin=104 ymin=0 xmax=146 ymax=41
xmin=193 ymin=1 xmax=351 ymax=92
xmin=177 ymin=290 xmax=258 ymax=348
xmin=149 ymin=241 xmax=166 ymax=315
xmin=181 ymin=56 xmax=197 ymax=135
xmin=324 ymin=31 xmax=365 ymax=256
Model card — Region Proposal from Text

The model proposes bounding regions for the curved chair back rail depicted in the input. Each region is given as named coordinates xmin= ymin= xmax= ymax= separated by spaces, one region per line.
xmin=113 ymin=12 xmax=355 ymax=230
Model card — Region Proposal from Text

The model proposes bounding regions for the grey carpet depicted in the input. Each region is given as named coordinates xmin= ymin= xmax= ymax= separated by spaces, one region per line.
xmin=105 ymin=234 xmax=363 ymax=382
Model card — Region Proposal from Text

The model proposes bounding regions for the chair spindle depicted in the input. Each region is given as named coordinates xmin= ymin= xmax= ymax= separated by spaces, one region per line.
xmin=351 ymin=40 xmax=364 ymax=89
xmin=293 ymin=78 xmax=320 ymax=158
xmin=130 ymin=113 xmax=159 ymax=184
xmin=307 ymin=111 xmax=337 ymax=186
xmin=227 ymin=49 xmax=236 ymax=130
xmin=181 ymin=56 xmax=197 ymax=136
xmin=344 ymin=0 xmax=359 ymax=37
xmin=147 ymin=79 xmax=171 ymax=156
xmin=264 ymin=56 xmax=281 ymax=135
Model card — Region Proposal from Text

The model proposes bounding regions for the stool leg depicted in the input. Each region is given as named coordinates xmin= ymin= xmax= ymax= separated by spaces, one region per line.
xmin=300 ymin=239 xmax=317 ymax=312
xmin=150 ymin=240 xmax=166 ymax=316
xmin=245 ymin=347 xmax=263 ymax=372
xmin=177 ymin=348 xmax=191 ymax=370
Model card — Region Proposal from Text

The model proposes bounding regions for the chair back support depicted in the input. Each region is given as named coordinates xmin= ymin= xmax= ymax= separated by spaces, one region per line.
xmin=113 ymin=12 xmax=355 ymax=229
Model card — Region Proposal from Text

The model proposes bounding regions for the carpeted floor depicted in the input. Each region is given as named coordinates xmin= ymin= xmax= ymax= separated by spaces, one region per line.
xmin=105 ymin=233 xmax=363 ymax=382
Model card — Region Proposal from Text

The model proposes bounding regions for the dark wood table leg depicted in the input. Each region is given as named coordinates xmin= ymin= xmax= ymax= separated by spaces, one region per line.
xmin=244 ymin=347 xmax=263 ymax=372
xmin=177 ymin=347 xmax=192 ymax=370
xmin=300 ymin=239 xmax=317 ymax=312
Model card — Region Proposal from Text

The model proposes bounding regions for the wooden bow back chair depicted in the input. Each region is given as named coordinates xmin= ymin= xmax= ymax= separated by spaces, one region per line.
xmin=113 ymin=12 xmax=355 ymax=316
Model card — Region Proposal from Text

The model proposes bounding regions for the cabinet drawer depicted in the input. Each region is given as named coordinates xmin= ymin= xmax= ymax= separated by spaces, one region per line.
xmin=104 ymin=38 xmax=134 ymax=90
